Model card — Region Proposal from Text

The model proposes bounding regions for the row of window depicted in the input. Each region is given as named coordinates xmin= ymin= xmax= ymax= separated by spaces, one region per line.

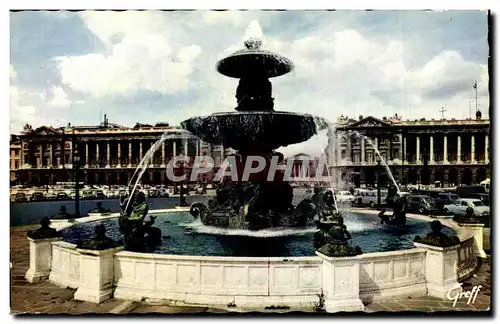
xmin=340 ymin=150 xmax=400 ymax=162
xmin=339 ymin=135 xmax=401 ymax=145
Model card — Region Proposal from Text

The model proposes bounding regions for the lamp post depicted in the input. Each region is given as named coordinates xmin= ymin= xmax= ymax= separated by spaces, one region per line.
xmin=72 ymin=136 xmax=81 ymax=218
xmin=377 ymin=157 xmax=382 ymax=206
xmin=178 ymin=161 xmax=187 ymax=206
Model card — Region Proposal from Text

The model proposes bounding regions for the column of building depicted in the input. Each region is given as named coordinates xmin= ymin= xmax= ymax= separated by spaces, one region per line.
xmin=416 ymin=136 xmax=420 ymax=164
xmin=443 ymin=134 xmax=449 ymax=164
xmin=69 ymin=140 xmax=74 ymax=168
xmin=429 ymin=135 xmax=434 ymax=163
xmin=471 ymin=134 xmax=476 ymax=164
xmin=37 ymin=144 xmax=42 ymax=168
xmin=346 ymin=135 xmax=352 ymax=163
xmin=49 ymin=143 xmax=54 ymax=167
xmin=56 ymin=141 xmax=61 ymax=167
xmin=457 ymin=135 xmax=462 ymax=163
xmin=117 ymin=141 xmax=121 ymax=167
xmin=387 ymin=136 xmax=392 ymax=160
xmin=139 ymin=142 xmax=143 ymax=164
xmin=106 ymin=141 xmax=111 ymax=168
xmin=485 ymin=134 xmax=489 ymax=162
xmin=95 ymin=142 xmax=100 ymax=167
xmin=360 ymin=136 xmax=365 ymax=164
xmin=85 ymin=142 xmax=89 ymax=167
xmin=128 ymin=142 xmax=132 ymax=167
xmin=401 ymin=134 xmax=405 ymax=162
xmin=161 ymin=142 xmax=166 ymax=167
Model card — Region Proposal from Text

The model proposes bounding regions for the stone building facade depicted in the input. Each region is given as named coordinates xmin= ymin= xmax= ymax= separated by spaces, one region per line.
xmin=12 ymin=120 xmax=231 ymax=186
xmin=10 ymin=135 xmax=22 ymax=183
xmin=328 ymin=114 xmax=490 ymax=188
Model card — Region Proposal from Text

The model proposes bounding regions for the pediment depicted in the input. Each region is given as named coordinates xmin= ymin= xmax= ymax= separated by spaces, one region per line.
xmin=26 ymin=126 xmax=62 ymax=137
xmin=350 ymin=116 xmax=392 ymax=128
xmin=292 ymin=153 xmax=311 ymax=158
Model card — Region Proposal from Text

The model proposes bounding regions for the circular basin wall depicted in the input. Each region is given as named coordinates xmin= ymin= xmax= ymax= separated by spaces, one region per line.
xmin=61 ymin=211 xmax=456 ymax=257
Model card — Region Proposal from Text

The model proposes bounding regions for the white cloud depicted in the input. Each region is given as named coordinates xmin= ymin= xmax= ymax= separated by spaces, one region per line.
xmin=202 ymin=11 xmax=260 ymax=27
xmin=56 ymin=22 xmax=202 ymax=98
xmin=47 ymin=86 xmax=71 ymax=108
xmin=79 ymin=11 xmax=168 ymax=46
xmin=9 ymin=65 xmax=34 ymax=133
xmin=10 ymin=86 xmax=37 ymax=133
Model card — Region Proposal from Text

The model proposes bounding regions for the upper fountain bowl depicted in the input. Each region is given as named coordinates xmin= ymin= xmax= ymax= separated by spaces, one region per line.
xmin=216 ymin=38 xmax=294 ymax=79
xmin=181 ymin=111 xmax=328 ymax=152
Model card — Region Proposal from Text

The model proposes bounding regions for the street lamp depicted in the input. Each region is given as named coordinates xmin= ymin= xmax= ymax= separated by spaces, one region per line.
xmin=73 ymin=148 xmax=81 ymax=218
xmin=376 ymin=157 xmax=382 ymax=206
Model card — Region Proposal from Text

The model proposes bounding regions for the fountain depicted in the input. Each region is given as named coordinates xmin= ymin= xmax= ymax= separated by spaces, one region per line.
xmin=350 ymin=131 xmax=400 ymax=193
xmin=346 ymin=130 xmax=408 ymax=227
xmin=182 ymin=37 xmax=328 ymax=230
xmin=313 ymin=191 xmax=361 ymax=257
xmin=23 ymin=23 xmax=481 ymax=313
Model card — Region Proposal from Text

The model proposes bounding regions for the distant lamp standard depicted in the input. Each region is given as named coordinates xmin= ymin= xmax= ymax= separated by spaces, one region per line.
xmin=178 ymin=161 xmax=187 ymax=207
xmin=73 ymin=148 xmax=81 ymax=218
xmin=376 ymin=157 xmax=382 ymax=206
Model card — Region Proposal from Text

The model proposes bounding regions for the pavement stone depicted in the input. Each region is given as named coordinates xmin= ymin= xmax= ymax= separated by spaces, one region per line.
xmin=365 ymin=258 xmax=491 ymax=313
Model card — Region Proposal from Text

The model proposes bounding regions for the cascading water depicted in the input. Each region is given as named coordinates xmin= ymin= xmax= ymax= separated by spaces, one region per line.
xmin=313 ymin=118 xmax=339 ymax=211
xmin=124 ymin=132 xmax=193 ymax=213
xmin=350 ymin=130 xmax=400 ymax=193
xmin=184 ymin=217 xmax=317 ymax=237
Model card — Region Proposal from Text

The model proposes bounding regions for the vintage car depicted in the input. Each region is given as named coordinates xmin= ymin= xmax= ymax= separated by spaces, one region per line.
xmin=443 ymin=198 xmax=490 ymax=217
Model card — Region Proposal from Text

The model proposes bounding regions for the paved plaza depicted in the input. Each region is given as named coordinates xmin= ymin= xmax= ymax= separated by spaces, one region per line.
xmin=10 ymin=223 xmax=491 ymax=315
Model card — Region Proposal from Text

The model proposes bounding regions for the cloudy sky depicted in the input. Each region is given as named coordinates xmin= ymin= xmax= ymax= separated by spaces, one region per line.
xmin=10 ymin=10 xmax=489 ymax=156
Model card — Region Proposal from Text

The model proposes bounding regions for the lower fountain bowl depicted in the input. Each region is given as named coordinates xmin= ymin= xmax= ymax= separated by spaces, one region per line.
xmin=181 ymin=111 xmax=328 ymax=152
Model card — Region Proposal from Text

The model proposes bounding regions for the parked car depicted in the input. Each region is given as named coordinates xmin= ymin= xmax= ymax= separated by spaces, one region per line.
xmin=82 ymin=190 xmax=94 ymax=200
xmin=30 ymin=192 xmax=45 ymax=201
xmin=443 ymin=198 xmax=490 ymax=217
xmin=355 ymin=189 xmax=388 ymax=207
xmin=14 ymin=192 xmax=28 ymax=202
xmin=57 ymin=192 xmax=70 ymax=201
xmin=45 ymin=192 xmax=58 ymax=201
xmin=336 ymin=191 xmax=356 ymax=205
xmin=406 ymin=195 xmax=440 ymax=215
xmin=159 ymin=188 xmax=170 ymax=197
xmin=148 ymin=189 xmax=160 ymax=198
xmin=434 ymin=193 xmax=460 ymax=210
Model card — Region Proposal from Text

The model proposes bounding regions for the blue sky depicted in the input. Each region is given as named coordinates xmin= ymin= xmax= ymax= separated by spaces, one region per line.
xmin=10 ymin=10 xmax=489 ymax=156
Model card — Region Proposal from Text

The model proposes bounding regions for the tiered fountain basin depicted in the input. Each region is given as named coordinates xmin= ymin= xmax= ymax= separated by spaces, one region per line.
xmin=27 ymin=208 xmax=483 ymax=311
xmin=181 ymin=111 xmax=328 ymax=152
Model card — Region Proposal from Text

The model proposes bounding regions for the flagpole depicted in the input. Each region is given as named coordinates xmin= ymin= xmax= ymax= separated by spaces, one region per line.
xmin=475 ymin=81 xmax=478 ymax=112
